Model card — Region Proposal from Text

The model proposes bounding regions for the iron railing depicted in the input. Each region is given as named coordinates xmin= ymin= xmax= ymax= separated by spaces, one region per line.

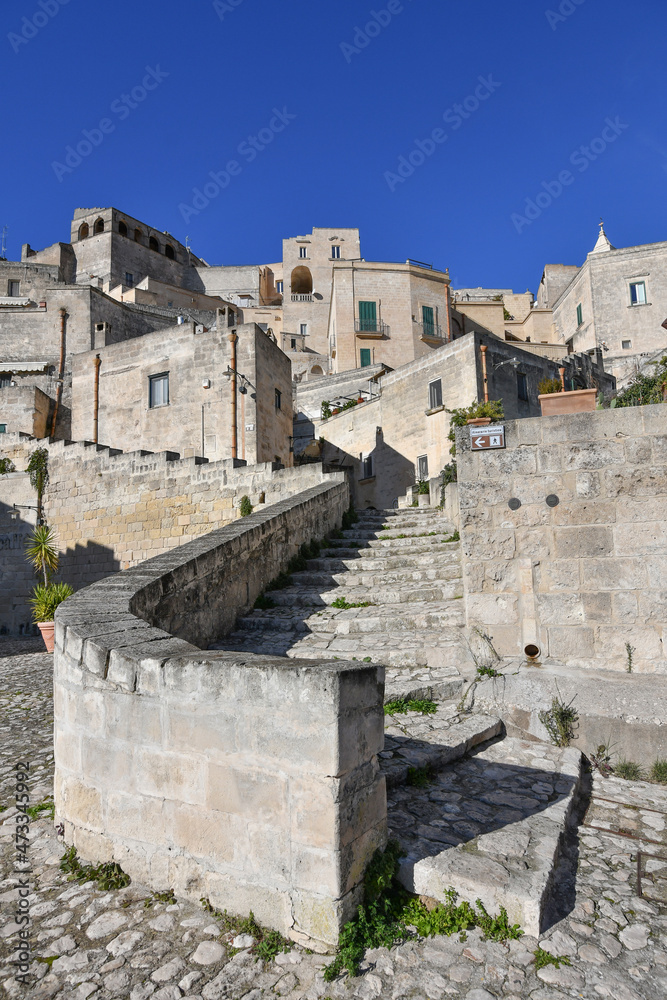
xmin=354 ymin=319 xmax=390 ymax=336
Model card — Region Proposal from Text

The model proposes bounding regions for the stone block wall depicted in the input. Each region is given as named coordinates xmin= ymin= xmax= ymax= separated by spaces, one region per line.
xmin=457 ymin=404 xmax=667 ymax=673
xmin=54 ymin=480 xmax=388 ymax=947
xmin=0 ymin=433 xmax=340 ymax=633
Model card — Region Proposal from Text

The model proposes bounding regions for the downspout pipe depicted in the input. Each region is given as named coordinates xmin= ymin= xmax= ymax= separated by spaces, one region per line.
xmin=480 ymin=343 xmax=489 ymax=403
xmin=93 ymin=354 xmax=101 ymax=443
xmin=50 ymin=307 xmax=66 ymax=438
xmin=228 ymin=330 xmax=238 ymax=459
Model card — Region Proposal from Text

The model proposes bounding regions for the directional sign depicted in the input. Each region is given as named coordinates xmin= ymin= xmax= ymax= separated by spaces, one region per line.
xmin=470 ymin=424 xmax=505 ymax=450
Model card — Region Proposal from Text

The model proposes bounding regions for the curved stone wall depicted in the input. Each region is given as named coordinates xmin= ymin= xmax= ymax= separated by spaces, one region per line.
xmin=53 ymin=480 xmax=387 ymax=946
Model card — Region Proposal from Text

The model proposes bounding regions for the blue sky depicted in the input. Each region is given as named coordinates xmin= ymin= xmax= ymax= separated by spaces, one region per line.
xmin=3 ymin=0 xmax=666 ymax=292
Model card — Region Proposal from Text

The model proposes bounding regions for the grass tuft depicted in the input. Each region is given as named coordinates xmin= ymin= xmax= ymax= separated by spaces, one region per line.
xmin=59 ymin=846 xmax=130 ymax=890
xmin=384 ymin=698 xmax=438 ymax=716
xmin=614 ymin=759 xmax=644 ymax=781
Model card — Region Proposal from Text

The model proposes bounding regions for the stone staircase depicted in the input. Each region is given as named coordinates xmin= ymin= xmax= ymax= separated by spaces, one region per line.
xmin=212 ymin=506 xmax=585 ymax=937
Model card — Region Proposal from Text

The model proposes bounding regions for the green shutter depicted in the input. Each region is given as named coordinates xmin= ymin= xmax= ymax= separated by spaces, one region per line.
xmin=358 ymin=301 xmax=377 ymax=332
xmin=359 ymin=348 xmax=371 ymax=368
xmin=577 ymin=304 xmax=583 ymax=326
xmin=422 ymin=305 xmax=435 ymax=336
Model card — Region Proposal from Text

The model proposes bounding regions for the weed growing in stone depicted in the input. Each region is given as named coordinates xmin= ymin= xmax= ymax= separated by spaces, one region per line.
xmin=406 ymin=765 xmax=436 ymax=788
xmin=443 ymin=530 xmax=460 ymax=542
xmin=253 ymin=593 xmax=275 ymax=609
xmin=589 ymin=742 xmax=615 ymax=778
xmin=476 ymin=663 xmax=501 ymax=679
xmin=323 ymin=840 xmax=522 ymax=981
xmin=59 ymin=847 xmax=131 ymax=890
xmin=384 ymin=698 xmax=438 ymax=716
xmin=538 ymin=687 xmax=578 ymax=747
xmin=342 ymin=505 xmax=359 ymax=530
xmin=650 ymin=759 xmax=667 ymax=783
xmin=265 ymin=571 xmax=293 ymax=591
xmin=614 ymin=760 xmax=644 ymax=781
xmin=239 ymin=495 xmax=253 ymax=517
xmin=625 ymin=641 xmax=635 ymax=673
xmin=26 ymin=797 xmax=54 ymax=821
xmin=330 ymin=597 xmax=375 ymax=610
xmin=143 ymin=889 xmax=177 ymax=908
xmin=200 ymin=899 xmax=292 ymax=961
xmin=534 ymin=947 xmax=571 ymax=971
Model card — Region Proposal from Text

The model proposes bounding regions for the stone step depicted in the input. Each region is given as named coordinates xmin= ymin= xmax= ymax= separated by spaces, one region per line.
xmin=381 ymin=705 xmax=502 ymax=789
xmin=264 ymin=581 xmax=464 ymax=607
xmin=306 ymin=552 xmax=461 ymax=572
xmin=291 ymin=565 xmax=462 ymax=588
xmin=233 ymin=601 xmax=466 ymax=635
xmin=391 ymin=736 xmax=584 ymax=938
xmin=584 ymin=772 xmax=667 ymax=848
xmin=339 ymin=526 xmax=455 ymax=541
xmin=321 ymin=539 xmax=460 ymax=556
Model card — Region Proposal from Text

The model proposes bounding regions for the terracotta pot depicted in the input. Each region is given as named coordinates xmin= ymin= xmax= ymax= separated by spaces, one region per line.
xmin=466 ymin=417 xmax=492 ymax=426
xmin=357 ymin=397 xmax=364 ymax=404
xmin=538 ymin=388 xmax=597 ymax=416
xmin=332 ymin=408 xmax=340 ymax=415
xmin=37 ymin=621 xmax=55 ymax=653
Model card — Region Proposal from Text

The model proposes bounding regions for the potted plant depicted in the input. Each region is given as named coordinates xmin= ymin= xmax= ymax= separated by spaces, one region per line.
xmin=538 ymin=376 xmax=597 ymax=416
xmin=416 ymin=479 xmax=430 ymax=506
xmin=25 ymin=525 xmax=73 ymax=652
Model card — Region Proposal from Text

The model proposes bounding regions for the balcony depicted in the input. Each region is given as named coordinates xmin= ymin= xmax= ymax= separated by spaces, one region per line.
xmin=291 ymin=293 xmax=313 ymax=302
xmin=416 ymin=321 xmax=445 ymax=343
xmin=354 ymin=319 xmax=390 ymax=338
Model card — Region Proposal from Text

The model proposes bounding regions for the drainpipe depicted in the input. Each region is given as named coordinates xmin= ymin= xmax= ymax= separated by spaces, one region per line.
xmin=480 ymin=343 xmax=489 ymax=403
xmin=228 ymin=330 xmax=238 ymax=458
xmin=445 ymin=272 xmax=452 ymax=342
xmin=92 ymin=354 xmax=101 ymax=443
xmin=50 ymin=307 xmax=66 ymax=438
xmin=559 ymin=366 xmax=566 ymax=391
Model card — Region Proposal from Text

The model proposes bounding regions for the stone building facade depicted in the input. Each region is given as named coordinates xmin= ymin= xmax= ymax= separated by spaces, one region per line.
xmin=329 ymin=261 xmax=451 ymax=372
xmin=71 ymin=320 xmax=293 ymax=467
xmin=551 ymin=226 xmax=667 ymax=382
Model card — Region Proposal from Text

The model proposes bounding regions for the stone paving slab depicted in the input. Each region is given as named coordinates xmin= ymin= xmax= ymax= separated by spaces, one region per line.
xmin=3 ymin=647 xmax=667 ymax=998
xmin=391 ymin=737 xmax=584 ymax=938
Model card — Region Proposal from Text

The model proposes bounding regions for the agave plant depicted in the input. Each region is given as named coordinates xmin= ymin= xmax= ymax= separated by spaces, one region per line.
xmin=29 ymin=583 xmax=74 ymax=623
xmin=25 ymin=525 xmax=59 ymax=586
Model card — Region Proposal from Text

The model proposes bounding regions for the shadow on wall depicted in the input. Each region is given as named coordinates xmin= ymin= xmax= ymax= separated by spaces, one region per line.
xmin=58 ymin=541 xmax=121 ymax=592
xmin=323 ymin=432 xmax=416 ymax=509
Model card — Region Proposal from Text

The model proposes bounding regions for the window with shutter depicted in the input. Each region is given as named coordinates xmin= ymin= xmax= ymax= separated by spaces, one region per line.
xmin=358 ymin=301 xmax=377 ymax=332
xmin=422 ymin=305 xmax=435 ymax=336
xmin=359 ymin=348 xmax=371 ymax=367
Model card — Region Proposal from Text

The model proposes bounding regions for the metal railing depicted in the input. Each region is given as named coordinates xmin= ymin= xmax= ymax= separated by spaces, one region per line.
xmin=416 ymin=321 xmax=445 ymax=340
xmin=354 ymin=319 xmax=390 ymax=336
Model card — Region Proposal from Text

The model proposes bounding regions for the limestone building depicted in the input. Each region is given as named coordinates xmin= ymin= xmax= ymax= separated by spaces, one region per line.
xmin=550 ymin=224 xmax=667 ymax=382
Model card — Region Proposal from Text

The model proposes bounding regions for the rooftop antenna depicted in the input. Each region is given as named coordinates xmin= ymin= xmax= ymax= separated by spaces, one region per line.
xmin=1 ymin=225 xmax=7 ymax=260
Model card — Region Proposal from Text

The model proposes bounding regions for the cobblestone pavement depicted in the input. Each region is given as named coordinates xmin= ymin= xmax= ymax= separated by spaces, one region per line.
xmin=2 ymin=646 xmax=667 ymax=999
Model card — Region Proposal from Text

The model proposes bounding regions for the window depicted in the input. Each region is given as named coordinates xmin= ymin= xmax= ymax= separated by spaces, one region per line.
xmin=622 ymin=339 xmax=632 ymax=350
xmin=275 ymin=389 xmax=282 ymax=410
xmin=0 ymin=376 xmax=11 ymax=388
xmin=630 ymin=281 xmax=647 ymax=305
xmin=134 ymin=228 xmax=142 ymax=243
xmin=276 ymin=280 xmax=283 ymax=294
xmin=576 ymin=303 xmax=583 ymax=326
xmin=228 ymin=310 xmax=235 ymax=327
xmin=8 ymin=281 xmax=20 ymax=297
xmin=299 ymin=246 xmax=308 ymax=258
xmin=165 ymin=244 xmax=175 ymax=260
xmin=94 ymin=218 xmax=105 ymax=234
xmin=331 ymin=245 xmax=341 ymax=259
xmin=78 ymin=223 xmax=89 ymax=240
xmin=422 ymin=305 xmax=435 ymax=336
xmin=428 ymin=379 xmax=442 ymax=410
xmin=361 ymin=454 xmax=373 ymax=480
xmin=359 ymin=348 xmax=372 ymax=367
xmin=149 ymin=236 xmax=160 ymax=252
xmin=300 ymin=323 xmax=307 ymax=337
xmin=118 ymin=221 xmax=128 ymax=237
xmin=125 ymin=273 xmax=134 ymax=287
xmin=517 ymin=372 xmax=529 ymax=402
xmin=290 ymin=338 xmax=296 ymax=349
xmin=358 ymin=301 xmax=377 ymax=332
xmin=0 ymin=424 xmax=5 ymax=433
xmin=418 ymin=455 xmax=429 ymax=480
xmin=149 ymin=373 xmax=169 ymax=408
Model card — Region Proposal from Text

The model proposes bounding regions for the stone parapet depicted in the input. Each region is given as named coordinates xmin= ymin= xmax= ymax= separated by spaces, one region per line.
xmin=53 ymin=479 xmax=388 ymax=947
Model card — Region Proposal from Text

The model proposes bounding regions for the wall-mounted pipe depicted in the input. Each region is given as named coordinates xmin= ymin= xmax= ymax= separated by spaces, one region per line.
xmin=480 ymin=344 xmax=489 ymax=403
xmin=559 ymin=366 xmax=566 ymax=391
xmin=92 ymin=354 xmax=101 ymax=443
xmin=50 ymin=307 xmax=67 ymax=438
xmin=228 ymin=330 xmax=238 ymax=459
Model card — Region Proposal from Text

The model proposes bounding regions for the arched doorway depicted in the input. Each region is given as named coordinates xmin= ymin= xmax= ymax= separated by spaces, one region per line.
xmin=290 ymin=266 xmax=313 ymax=295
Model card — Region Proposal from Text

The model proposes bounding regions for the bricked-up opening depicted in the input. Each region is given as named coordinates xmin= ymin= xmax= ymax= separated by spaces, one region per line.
xmin=94 ymin=218 xmax=105 ymax=235
xmin=134 ymin=228 xmax=142 ymax=243
xmin=118 ymin=221 xmax=128 ymax=237
xmin=524 ymin=644 xmax=540 ymax=658
xmin=165 ymin=244 xmax=175 ymax=260
xmin=78 ymin=223 xmax=89 ymax=240
xmin=149 ymin=236 xmax=160 ymax=253
xmin=291 ymin=266 xmax=313 ymax=295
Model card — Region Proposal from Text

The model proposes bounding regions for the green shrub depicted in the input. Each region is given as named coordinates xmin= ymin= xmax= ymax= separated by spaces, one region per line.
xmin=253 ymin=594 xmax=275 ymax=610
xmin=613 ymin=355 xmax=667 ymax=407
xmin=341 ymin=505 xmax=359 ymax=530
xmin=29 ymin=583 xmax=74 ymax=623
xmin=239 ymin=495 xmax=253 ymax=517
xmin=538 ymin=377 xmax=563 ymax=395
xmin=416 ymin=479 xmax=430 ymax=495
xmin=447 ymin=400 xmax=504 ymax=457
xmin=538 ymin=687 xmax=578 ymax=747
xmin=0 ymin=457 xmax=16 ymax=475
xmin=615 ymin=760 xmax=644 ymax=781
xmin=384 ymin=698 xmax=437 ymax=716
xmin=650 ymin=759 xmax=667 ymax=783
